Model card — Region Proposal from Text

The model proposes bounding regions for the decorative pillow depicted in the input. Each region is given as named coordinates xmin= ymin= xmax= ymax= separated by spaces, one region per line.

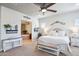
xmin=56 ymin=31 xmax=66 ymax=36
xmin=47 ymin=30 xmax=66 ymax=36
xmin=47 ymin=31 xmax=56 ymax=36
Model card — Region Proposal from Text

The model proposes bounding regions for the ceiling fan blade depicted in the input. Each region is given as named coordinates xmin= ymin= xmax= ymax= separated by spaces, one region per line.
xmin=42 ymin=3 xmax=45 ymax=6
xmin=47 ymin=9 xmax=57 ymax=12
xmin=40 ymin=3 xmax=46 ymax=9
xmin=44 ymin=3 xmax=55 ymax=9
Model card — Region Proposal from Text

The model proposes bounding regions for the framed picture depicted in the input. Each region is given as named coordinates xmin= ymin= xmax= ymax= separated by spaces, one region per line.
xmin=34 ymin=27 xmax=39 ymax=32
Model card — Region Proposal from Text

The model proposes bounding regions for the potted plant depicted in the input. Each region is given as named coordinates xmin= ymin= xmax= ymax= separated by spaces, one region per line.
xmin=22 ymin=30 xmax=28 ymax=34
xmin=4 ymin=24 xmax=12 ymax=30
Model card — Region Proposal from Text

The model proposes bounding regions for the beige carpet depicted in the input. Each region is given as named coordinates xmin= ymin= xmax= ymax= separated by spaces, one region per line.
xmin=0 ymin=39 xmax=79 ymax=56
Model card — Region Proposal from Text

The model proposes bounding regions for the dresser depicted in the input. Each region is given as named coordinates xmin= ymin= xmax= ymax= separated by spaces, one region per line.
xmin=2 ymin=37 xmax=22 ymax=52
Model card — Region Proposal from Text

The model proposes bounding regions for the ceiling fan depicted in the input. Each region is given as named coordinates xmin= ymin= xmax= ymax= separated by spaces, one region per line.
xmin=34 ymin=3 xmax=57 ymax=15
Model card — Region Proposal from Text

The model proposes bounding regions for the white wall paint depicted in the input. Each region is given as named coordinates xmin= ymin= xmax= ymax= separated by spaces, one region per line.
xmin=0 ymin=6 xmax=40 ymax=51
xmin=0 ymin=5 xmax=2 ymax=51
xmin=32 ymin=18 xmax=39 ymax=42
xmin=0 ymin=6 xmax=32 ymax=51
xmin=39 ymin=10 xmax=79 ymax=34
xmin=1 ymin=6 xmax=22 ymax=40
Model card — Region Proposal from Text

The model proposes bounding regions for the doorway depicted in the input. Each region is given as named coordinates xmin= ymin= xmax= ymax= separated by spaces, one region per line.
xmin=21 ymin=20 xmax=32 ymax=41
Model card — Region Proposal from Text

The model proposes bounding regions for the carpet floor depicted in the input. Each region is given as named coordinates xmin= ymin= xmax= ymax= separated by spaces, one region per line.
xmin=0 ymin=39 xmax=79 ymax=56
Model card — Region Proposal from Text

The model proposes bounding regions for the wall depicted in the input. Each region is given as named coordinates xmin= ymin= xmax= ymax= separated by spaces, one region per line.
xmin=0 ymin=6 xmax=39 ymax=51
xmin=32 ymin=18 xmax=39 ymax=42
xmin=0 ymin=6 xmax=30 ymax=51
xmin=1 ymin=6 xmax=22 ymax=39
xmin=0 ymin=5 xmax=2 ymax=51
xmin=26 ymin=21 xmax=32 ymax=34
xmin=39 ymin=10 xmax=79 ymax=34
xmin=21 ymin=20 xmax=32 ymax=34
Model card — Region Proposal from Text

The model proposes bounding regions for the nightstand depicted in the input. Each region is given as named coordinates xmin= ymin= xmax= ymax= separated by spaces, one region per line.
xmin=71 ymin=36 xmax=79 ymax=47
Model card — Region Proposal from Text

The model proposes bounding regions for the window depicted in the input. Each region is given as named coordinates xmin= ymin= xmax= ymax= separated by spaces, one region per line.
xmin=75 ymin=19 xmax=79 ymax=26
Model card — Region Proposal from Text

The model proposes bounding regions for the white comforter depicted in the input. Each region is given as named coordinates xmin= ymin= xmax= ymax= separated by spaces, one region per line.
xmin=38 ymin=36 xmax=71 ymax=53
xmin=38 ymin=36 xmax=70 ymax=45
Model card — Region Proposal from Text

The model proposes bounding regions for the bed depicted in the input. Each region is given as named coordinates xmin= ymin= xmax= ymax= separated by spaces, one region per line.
xmin=36 ymin=27 xmax=72 ymax=56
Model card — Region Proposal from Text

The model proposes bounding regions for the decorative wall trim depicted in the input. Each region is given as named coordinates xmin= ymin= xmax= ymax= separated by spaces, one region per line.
xmin=51 ymin=21 xmax=65 ymax=25
xmin=23 ymin=16 xmax=31 ymax=19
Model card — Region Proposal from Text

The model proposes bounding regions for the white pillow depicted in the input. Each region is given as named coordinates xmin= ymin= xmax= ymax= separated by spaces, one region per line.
xmin=47 ymin=30 xmax=66 ymax=36
xmin=56 ymin=31 xmax=66 ymax=36
xmin=48 ymin=31 xmax=56 ymax=36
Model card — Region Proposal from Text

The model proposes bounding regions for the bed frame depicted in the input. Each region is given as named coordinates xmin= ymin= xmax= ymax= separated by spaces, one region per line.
xmin=36 ymin=40 xmax=72 ymax=56
xmin=36 ymin=25 xmax=72 ymax=56
xmin=36 ymin=43 xmax=62 ymax=56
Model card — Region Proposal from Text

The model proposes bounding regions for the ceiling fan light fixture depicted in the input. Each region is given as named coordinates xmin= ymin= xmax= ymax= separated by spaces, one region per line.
xmin=41 ymin=9 xmax=47 ymax=12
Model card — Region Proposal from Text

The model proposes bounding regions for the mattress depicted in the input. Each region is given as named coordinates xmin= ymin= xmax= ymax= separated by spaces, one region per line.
xmin=38 ymin=36 xmax=70 ymax=45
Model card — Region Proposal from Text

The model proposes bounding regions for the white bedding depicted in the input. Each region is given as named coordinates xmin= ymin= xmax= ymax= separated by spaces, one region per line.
xmin=37 ymin=36 xmax=71 ymax=53
xmin=38 ymin=36 xmax=70 ymax=45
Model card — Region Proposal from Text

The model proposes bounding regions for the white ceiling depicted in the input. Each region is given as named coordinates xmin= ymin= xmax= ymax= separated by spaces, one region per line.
xmin=1 ymin=3 xmax=79 ymax=19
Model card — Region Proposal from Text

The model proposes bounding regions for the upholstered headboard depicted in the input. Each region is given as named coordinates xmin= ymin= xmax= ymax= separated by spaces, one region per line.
xmin=47 ymin=21 xmax=67 ymax=36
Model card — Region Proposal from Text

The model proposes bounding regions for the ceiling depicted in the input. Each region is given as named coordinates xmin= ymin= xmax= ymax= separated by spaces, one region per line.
xmin=1 ymin=3 xmax=79 ymax=19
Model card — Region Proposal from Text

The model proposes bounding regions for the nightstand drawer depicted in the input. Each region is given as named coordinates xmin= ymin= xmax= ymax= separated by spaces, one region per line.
xmin=71 ymin=42 xmax=79 ymax=47
xmin=71 ymin=38 xmax=79 ymax=43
